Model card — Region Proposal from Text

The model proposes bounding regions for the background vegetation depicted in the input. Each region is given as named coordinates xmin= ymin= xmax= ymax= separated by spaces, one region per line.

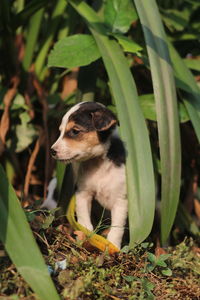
xmin=0 ymin=0 xmax=200 ymax=299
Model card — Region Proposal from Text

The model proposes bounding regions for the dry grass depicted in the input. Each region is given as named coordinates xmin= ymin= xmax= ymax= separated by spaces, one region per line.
xmin=0 ymin=213 xmax=200 ymax=300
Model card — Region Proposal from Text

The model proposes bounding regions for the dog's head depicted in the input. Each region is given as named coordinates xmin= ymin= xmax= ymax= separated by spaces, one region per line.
xmin=51 ymin=102 xmax=118 ymax=162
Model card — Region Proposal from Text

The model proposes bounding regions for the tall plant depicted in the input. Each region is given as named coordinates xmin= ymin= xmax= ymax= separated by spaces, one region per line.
xmin=0 ymin=0 xmax=200 ymax=298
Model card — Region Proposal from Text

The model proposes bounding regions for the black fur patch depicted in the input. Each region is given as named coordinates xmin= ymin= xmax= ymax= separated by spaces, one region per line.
xmin=68 ymin=102 xmax=117 ymax=132
xmin=107 ymin=137 xmax=126 ymax=167
xmin=97 ymin=126 xmax=115 ymax=143
xmin=68 ymin=102 xmax=103 ymax=130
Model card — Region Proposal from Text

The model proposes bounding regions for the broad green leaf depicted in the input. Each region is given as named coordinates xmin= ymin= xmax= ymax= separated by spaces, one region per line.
xmin=0 ymin=165 xmax=60 ymax=300
xmin=168 ymin=43 xmax=200 ymax=142
xmin=112 ymin=33 xmax=142 ymax=54
xmin=104 ymin=0 xmax=137 ymax=33
xmin=139 ymin=94 xmax=189 ymax=123
xmin=134 ymin=0 xmax=181 ymax=244
xmin=48 ymin=34 xmax=101 ymax=69
xmin=69 ymin=0 xmax=155 ymax=247
xmin=183 ymin=58 xmax=200 ymax=71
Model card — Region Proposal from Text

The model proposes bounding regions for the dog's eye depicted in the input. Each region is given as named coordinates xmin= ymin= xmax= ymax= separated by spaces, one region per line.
xmin=69 ymin=128 xmax=80 ymax=137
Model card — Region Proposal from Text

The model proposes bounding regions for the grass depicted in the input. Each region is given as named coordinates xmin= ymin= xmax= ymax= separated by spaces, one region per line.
xmin=1 ymin=212 xmax=200 ymax=300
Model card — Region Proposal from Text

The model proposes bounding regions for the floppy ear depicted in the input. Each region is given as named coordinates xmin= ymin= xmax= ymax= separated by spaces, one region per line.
xmin=91 ymin=108 xmax=119 ymax=131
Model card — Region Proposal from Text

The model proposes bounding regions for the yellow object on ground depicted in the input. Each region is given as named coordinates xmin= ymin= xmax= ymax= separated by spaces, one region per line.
xmin=67 ymin=195 xmax=120 ymax=254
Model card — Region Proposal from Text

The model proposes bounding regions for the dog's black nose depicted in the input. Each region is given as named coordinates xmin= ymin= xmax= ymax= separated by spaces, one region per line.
xmin=51 ymin=148 xmax=57 ymax=157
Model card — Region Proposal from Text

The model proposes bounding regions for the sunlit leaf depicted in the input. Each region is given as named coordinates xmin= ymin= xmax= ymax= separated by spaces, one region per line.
xmin=0 ymin=165 xmax=59 ymax=300
xmin=104 ymin=0 xmax=137 ymax=33
xmin=48 ymin=34 xmax=101 ymax=68
xmin=112 ymin=33 xmax=142 ymax=54
xmin=134 ymin=0 xmax=181 ymax=244
xmin=69 ymin=0 xmax=155 ymax=247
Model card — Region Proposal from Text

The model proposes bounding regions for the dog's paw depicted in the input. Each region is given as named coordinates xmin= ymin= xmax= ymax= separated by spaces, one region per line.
xmin=85 ymin=223 xmax=94 ymax=231
xmin=107 ymin=232 xmax=121 ymax=249
xmin=79 ymin=221 xmax=94 ymax=232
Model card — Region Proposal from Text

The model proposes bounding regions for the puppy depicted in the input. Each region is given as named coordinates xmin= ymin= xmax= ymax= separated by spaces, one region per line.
xmin=51 ymin=102 xmax=127 ymax=249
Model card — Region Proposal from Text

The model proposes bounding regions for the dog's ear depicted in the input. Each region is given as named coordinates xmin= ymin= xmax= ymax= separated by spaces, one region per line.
xmin=91 ymin=109 xmax=119 ymax=131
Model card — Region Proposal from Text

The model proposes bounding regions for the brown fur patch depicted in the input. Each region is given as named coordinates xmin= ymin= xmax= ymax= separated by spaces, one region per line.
xmin=63 ymin=131 xmax=100 ymax=150
xmin=65 ymin=121 xmax=87 ymax=132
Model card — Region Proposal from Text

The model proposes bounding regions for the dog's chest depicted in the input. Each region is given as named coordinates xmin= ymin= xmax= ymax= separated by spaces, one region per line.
xmin=77 ymin=158 xmax=126 ymax=210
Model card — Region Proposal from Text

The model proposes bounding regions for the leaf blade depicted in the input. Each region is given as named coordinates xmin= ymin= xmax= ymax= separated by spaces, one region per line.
xmin=0 ymin=165 xmax=60 ymax=300
xmin=69 ymin=0 xmax=155 ymax=246
xmin=133 ymin=0 xmax=181 ymax=244
xmin=48 ymin=34 xmax=101 ymax=69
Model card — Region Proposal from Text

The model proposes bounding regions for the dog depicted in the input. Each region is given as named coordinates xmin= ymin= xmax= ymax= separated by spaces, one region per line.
xmin=51 ymin=102 xmax=128 ymax=249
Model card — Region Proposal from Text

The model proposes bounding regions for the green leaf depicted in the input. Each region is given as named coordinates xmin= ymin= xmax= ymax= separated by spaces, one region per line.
xmin=146 ymin=263 xmax=155 ymax=272
xmin=112 ymin=33 xmax=142 ymax=54
xmin=159 ymin=254 xmax=171 ymax=261
xmin=0 ymin=165 xmax=59 ymax=300
xmin=15 ymin=112 xmax=37 ymax=153
xmin=15 ymin=124 xmax=36 ymax=152
xmin=134 ymin=0 xmax=181 ymax=245
xmin=69 ymin=0 xmax=155 ymax=247
xmin=183 ymin=58 xmax=200 ymax=72
xmin=123 ymin=275 xmax=136 ymax=282
xmin=42 ymin=215 xmax=55 ymax=229
xmin=156 ymin=260 xmax=167 ymax=268
xmin=12 ymin=0 xmax=48 ymax=29
xmin=35 ymin=0 xmax=67 ymax=79
xmin=168 ymin=42 xmax=200 ymax=142
xmin=139 ymin=94 xmax=190 ymax=123
xmin=48 ymin=34 xmax=101 ymax=69
xmin=162 ymin=9 xmax=189 ymax=32
xmin=11 ymin=93 xmax=28 ymax=110
xmin=104 ymin=0 xmax=137 ymax=33
xmin=147 ymin=252 xmax=156 ymax=264
xmin=161 ymin=268 xmax=172 ymax=276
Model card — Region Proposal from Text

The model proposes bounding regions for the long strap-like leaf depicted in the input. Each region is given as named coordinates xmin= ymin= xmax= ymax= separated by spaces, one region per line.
xmin=168 ymin=42 xmax=200 ymax=142
xmin=69 ymin=0 xmax=155 ymax=247
xmin=0 ymin=165 xmax=60 ymax=300
xmin=133 ymin=0 xmax=181 ymax=244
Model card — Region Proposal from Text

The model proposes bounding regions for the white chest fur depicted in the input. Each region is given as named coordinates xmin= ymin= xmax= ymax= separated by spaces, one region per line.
xmin=74 ymin=157 xmax=128 ymax=248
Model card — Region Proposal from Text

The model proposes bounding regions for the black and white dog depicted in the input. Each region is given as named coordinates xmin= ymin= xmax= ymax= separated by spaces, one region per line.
xmin=51 ymin=102 xmax=127 ymax=249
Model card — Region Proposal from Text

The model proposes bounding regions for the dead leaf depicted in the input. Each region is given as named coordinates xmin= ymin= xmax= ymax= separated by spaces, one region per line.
xmin=194 ymin=198 xmax=200 ymax=219
xmin=74 ymin=230 xmax=86 ymax=241
xmin=155 ymin=247 xmax=167 ymax=257
xmin=60 ymin=68 xmax=78 ymax=100
xmin=0 ymin=76 xmax=19 ymax=144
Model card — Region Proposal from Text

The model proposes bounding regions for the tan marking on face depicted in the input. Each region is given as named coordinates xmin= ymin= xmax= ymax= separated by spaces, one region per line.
xmin=64 ymin=131 xmax=100 ymax=151
xmin=65 ymin=121 xmax=77 ymax=131
xmin=65 ymin=121 xmax=86 ymax=133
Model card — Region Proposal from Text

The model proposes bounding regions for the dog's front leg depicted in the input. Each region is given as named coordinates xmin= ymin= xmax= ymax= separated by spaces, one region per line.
xmin=75 ymin=190 xmax=94 ymax=231
xmin=107 ymin=200 xmax=128 ymax=249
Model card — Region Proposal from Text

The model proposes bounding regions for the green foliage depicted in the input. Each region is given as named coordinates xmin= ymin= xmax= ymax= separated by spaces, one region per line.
xmin=146 ymin=252 xmax=172 ymax=276
xmin=69 ymin=0 xmax=155 ymax=246
xmin=104 ymin=0 xmax=138 ymax=33
xmin=134 ymin=0 xmax=182 ymax=244
xmin=48 ymin=34 xmax=101 ymax=68
xmin=0 ymin=165 xmax=60 ymax=299
xmin=0 ymin=0 xmax=200 ymax=297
